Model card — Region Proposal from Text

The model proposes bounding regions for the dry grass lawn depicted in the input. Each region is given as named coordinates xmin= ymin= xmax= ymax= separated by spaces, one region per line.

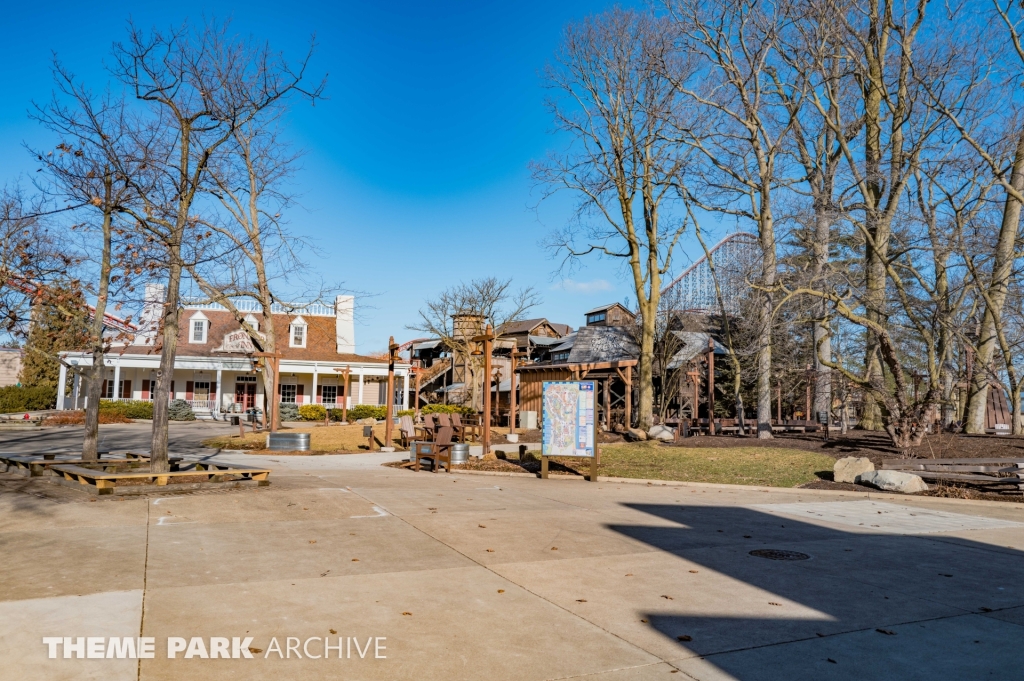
xmin=202 ymin=423 xmax=406 ymax=453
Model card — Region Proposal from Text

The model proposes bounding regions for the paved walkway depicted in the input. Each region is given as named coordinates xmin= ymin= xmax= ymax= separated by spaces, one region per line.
xmin=1 ymin=435 xmax=1023 ymax=680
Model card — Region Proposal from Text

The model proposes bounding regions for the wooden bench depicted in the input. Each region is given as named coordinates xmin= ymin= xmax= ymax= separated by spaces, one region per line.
xmin=4 ymin=456 xmax=181 ymax=477
xmin=49 ymin=462 xmax=271 ymax=495
xmin=881 ymin=458 xmax=1024 ymax=492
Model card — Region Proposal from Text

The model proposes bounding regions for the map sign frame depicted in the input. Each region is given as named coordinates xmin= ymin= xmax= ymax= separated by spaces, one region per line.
xmin=541 ymin=380 xmax=598 ymax=481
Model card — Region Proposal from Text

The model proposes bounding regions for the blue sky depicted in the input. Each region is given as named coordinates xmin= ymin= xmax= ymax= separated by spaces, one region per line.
xmin=0 ymin=0 xmax=716 ymax=352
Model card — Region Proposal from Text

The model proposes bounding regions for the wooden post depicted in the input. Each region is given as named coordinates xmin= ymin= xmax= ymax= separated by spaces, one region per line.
xmin=343 ymin=368 xmax=350 ymax=423
xmin=384 ymin=337 xmax=398 ymax=449
xmin=414 ymin=369 xmax=422 ymax=417
xmin=625 ymin=365 xmax=633 ymax=430
xmin=805 ymin=365 xmax=812 ymax=422
xmin=776 ymin=380 xmax=782 ymax=423
xmin=509 ymin=351 xmax=519 ymax=434
xmin=473 ymin=325 xmax=495 ymax=458
xmin=493 ymin=368 xmax=502 ymax=427
xmin=540 ymin=455 xmax=549 ymax=479
xmin=603 ymin=377 xmax=611 ymax=431
xmin=707 ymin=339 xmax=715 ymax=436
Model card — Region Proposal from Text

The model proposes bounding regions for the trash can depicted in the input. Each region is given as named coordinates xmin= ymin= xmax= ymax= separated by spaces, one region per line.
xmin=521 ymin=411 xmax=538 ymax=430
xmin=230 ymin=416 xmax=240 ymax=426
xmin=451 ymin=443 xmax=470 ymax=464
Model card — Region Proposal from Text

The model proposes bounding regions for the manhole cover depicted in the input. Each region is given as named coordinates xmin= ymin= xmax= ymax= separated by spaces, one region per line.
xmin=749 ymin=549 xmax=810 ymax=561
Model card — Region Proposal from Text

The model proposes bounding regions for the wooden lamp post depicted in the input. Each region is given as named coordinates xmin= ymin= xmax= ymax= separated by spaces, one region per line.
xmin=333 ymin=367 xmax=351 ymax=424
xmin=509 ymin=349 xmax=523 ymax=435
xmin=706 ymin=338 xmax=715 ymax=436
xmin=384 ymin=336 xmax=399 ymax=449
xmin=253 ymin=351 xmax=282 ymax=432
xmin=471 ymin=324 xmax=495 ymax=458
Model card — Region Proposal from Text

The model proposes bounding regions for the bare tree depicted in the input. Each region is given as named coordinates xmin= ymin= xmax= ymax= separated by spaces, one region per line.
xmin=31 ymin=63 xmax=149 ymax=461
xmin=410 ymin=277 xmax=539 ymax=411
xmin=186 ymin=118 xmax=331 ymax=430
xmin=106 ymin=21 xmax=323 ymax=472
xmin=535 ymin=9 xmax=690 ymax=431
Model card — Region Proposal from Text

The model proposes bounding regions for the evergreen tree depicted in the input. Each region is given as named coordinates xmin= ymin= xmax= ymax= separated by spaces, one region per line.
xmin=19 ymin=288 xmax=90 ymax=389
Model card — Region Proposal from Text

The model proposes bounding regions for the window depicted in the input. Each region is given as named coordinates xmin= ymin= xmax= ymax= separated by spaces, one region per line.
xmin=291 ymin=324 xmax=305 ymax=347
xmin=102 ymin=380 xmax=115 ymax=399
xmin=586 ymin=311 xmax=607 ymax=325
xmin=552 ymin=351 xmax=570 ymax=363
xmin=280 ymin=384 xmax=297 ymax=403
xmin=321 ymin=385 xmax=338 ymax=405
xmin=191 ymin=319 xmax=207 ymax=343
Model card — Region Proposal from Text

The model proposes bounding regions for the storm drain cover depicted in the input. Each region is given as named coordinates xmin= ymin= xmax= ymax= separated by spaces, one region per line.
xmin=749 ymin=549 xmax=810 ymax=561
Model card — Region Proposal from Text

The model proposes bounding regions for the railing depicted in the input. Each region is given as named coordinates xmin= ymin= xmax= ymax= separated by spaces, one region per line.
xmin=106 ymin=397 xmax=218 ymax=411
xmin=180 ymin=298 xmax=336 ymax=317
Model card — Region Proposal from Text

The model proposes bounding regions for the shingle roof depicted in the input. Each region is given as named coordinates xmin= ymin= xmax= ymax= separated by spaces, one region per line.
xmin=124 ymin=309 xmax=386 ymax=364
xmin=566 ymin=326 xmax=638 ymax=364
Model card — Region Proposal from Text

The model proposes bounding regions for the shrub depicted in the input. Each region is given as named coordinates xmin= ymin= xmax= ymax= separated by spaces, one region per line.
xmin=278 ymin=403 xmax=300 ymax=421
xmin=99 ymin=400 xmax=154 ymax=419
xmin=348 ymin=404 xmax=387 ymax=421
xmin=298 ymin=404 xmax=327 ymax=421
xmin=421 ymin=403 xmax=474 ymax=415
xmin=328 ymin=408 xmax=347 ymax=422
xmin=0 ymin=385 xmax=57 ymax=413
xmin=168 ymin=399 xmax=196 ymax=421
xmin=397 ymin=409 xmax=415 ymax=417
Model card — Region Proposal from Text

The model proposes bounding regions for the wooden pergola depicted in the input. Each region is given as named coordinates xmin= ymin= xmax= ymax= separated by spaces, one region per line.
xmin=517 ymin=359 xmax=637 ymax=431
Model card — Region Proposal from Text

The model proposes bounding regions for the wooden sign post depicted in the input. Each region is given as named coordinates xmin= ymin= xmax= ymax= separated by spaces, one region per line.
xmin=540 ymin=380 xmax=599 ymax=482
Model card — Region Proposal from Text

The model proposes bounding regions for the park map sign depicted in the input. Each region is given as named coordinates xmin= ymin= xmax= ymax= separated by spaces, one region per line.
xmin=541 ymin=381 xmax=598 ymax=481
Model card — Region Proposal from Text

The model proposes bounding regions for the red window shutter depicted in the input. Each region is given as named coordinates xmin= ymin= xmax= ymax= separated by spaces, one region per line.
xmin=101 ymin=380 xmax=108 ymax=398
xmin=170 ymin=381 xmax=175 ymax=395
xmin=141 ymin=379 xmax=150 ymax=399
xmin=210 ymin=381 xmax=217 ymax=399
xmin=316 ymin=385 xmax=322 ymax=403
xmin=185 ymin=381 xmax=194 ymax=400
xmin=296 ymin=384 xmax=304 ymax=404
xmin=121 ymin=380 xmax=132 ymax=399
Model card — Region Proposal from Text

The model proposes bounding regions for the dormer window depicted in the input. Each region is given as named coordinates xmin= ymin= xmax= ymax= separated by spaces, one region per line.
xmin=244 ymin=314 xmax=260 ymax=333
xmin=586 ymin=311 xmax=606 ymax=325
xmin=189 ymin=312 xmax=209 ymax=344
xmin=289 ymin=316 xmax=307 ymax=348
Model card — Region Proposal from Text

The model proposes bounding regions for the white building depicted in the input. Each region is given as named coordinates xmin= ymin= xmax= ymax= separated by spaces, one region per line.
xmin=57 ymin=285 xmax=411 ymax=419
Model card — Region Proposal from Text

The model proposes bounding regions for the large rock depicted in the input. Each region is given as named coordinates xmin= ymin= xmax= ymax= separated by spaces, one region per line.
xmin=647 ymin=425 xmax=676 ymax=441
xmin=857 ymin=470 xmax=929 ymax=493
xmin=625 ymin=428 xmax=648 ymax=442
xmin=834 ymin=456 xmax=874 ymax=484
xmin=356 ymin=417 xmax=377 ymax=426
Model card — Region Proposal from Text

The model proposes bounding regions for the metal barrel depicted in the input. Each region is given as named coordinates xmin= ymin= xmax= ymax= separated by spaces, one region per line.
xmin=267 ymin=433 xmax=311 ymax=451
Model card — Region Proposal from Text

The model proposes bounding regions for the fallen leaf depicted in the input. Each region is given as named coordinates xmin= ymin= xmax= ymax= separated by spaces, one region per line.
xmin=551 ymin=547 xmax=558 ymax=551
xmin=329 ymin=629 xmax=337 ymax=634
xmin=768 ymin=602 xmax=782 ymax=606
xmin=625 ymin=573 xmax=633 ymax=577
xmin=876 ymin=629 xmax=896 ymax=635
xmin=576 ymin=599 xmax=587 ymax=603
xmin=497 ymin=589 xmax=505 ymax=593
xmin=827 ymin=659 xmax=837 ymax=664
xmin=676 ymin=635 xmax=692 ymax=642
xmin=248 ymin=647 xmax=263 ymax=654
xmin=352 ymin=558 xmax=359 ymax=562
xmin=309 ymin=540 xmax=317 ymax=544
xmin=979 ymin=607 xmax=993 ymax=612
xmin=743 ymin=535 xmax=752 ymax=538
xmin=303 ymin=508 xmax=308 ymax=510
xmin=640 ymin=619 xmax=648 ymax=624
xmin=486 ymin=549 xmax=495 ymax=553
xmin=661 ymin=595 xmax=674 ymax=600
xmin=689 ymin=570 xmax=698 ymax=574
xmin=478 ymin=524 xmax=486 ymax=528
xmin=401 ymin=612 xmax=412 ymax=616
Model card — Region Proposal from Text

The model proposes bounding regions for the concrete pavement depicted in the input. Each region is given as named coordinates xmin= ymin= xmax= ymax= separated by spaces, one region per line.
xmin=1 ymin=428 xmax=1023 ymax=680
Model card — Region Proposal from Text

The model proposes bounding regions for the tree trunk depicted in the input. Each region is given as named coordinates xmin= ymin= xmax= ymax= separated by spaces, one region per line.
xmin=82 ymin=183 xmax=114 ymax=462
xmin=756 ymin=194 xmax=777 ymax=439
xmin=965 ymin=129 xmax=1024 ymax=433
xmin=150 ymin=259 xmax=182 ymax=473
xmin=811 ymin=209 xmax=832 ymax=420
xmin=637 ymin=298 xmax=656 ymax=431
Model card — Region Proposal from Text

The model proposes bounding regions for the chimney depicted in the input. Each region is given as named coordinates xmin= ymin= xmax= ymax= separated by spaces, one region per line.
xmin=335 ymin=295 xmax=355 ymax=354
xmin=136 ymin=283 xmax=167 ymax=344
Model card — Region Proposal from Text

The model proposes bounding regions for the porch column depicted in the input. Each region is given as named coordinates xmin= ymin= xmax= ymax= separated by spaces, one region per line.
xmin=56 ymin=364 xmax=67 ymax=410
xmin=358 ymin=371 xmax=364 ymax=405
xmin=401 ymin=371 xmax=409 ymax=410
xmin=312 ymin=364 xmax=318 ymax=405
xmin=72 ymin=371 xmax=81 ymax=409
xmin=113 ymin=361 xmax=121 ymax=400
xmin=215 ymin=368 xmax=223 ymax=415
